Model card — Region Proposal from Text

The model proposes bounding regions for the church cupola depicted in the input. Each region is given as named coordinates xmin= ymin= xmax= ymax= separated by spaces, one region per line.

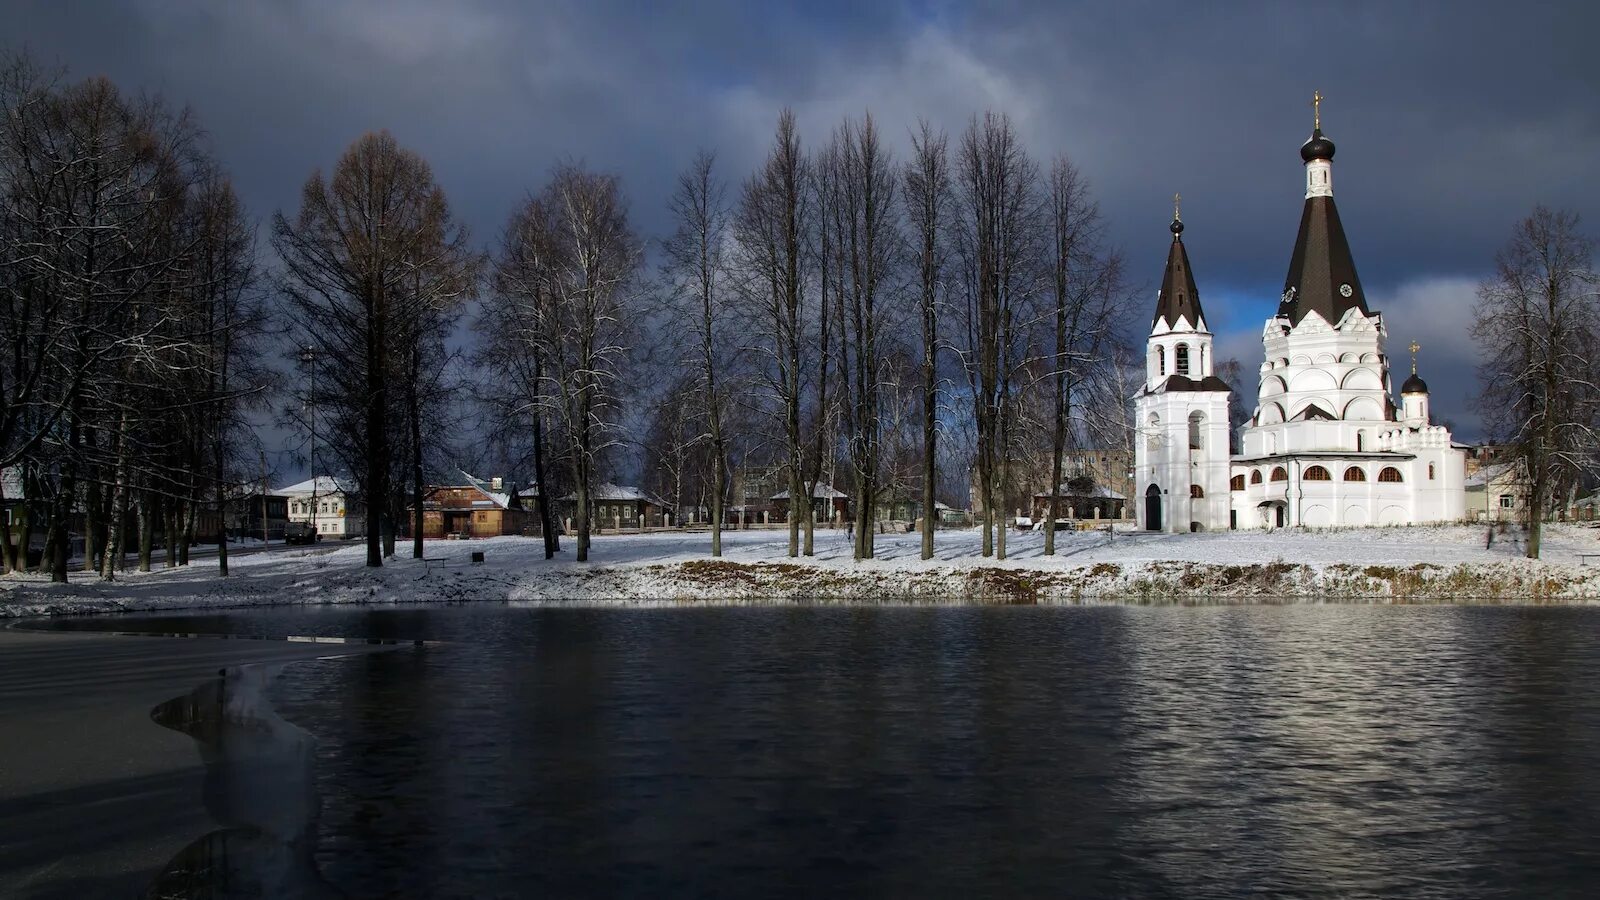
xmin=1278 ymin=92 xmax=1371 ymax=326
xmin=1145 ymin=196 xmax=1219 ymax=391
xmin=1151 ymin=195 xmax=1207 ymax=332
xmin=1400 ymin=340 xmax=1431 ymax=427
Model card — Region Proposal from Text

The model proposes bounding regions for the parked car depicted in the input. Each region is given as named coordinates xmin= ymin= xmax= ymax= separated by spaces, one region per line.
xmin=284 ymin=522 xmax=321 ymax=545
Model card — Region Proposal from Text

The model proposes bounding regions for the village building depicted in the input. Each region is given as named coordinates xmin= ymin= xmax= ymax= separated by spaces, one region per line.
xmin=276 ymin=476 xmax=357 ymax=540
xmin=226 ymin=492 xmax=289 ymax=541
xmin=563 ymin=483 xmax=674 ymax=530
xmin=772 ymin=484 xmax=849 ymax=524
xmin=1030 ymin=484 xmax=1127 ymax=523
xmin=419 ymin=473 xmax=528 ymax=539
xmin=1134 ymin=101 xmax=1466 ymax=533
xmin=1465 ymin=461 xmax=1525 ymax=523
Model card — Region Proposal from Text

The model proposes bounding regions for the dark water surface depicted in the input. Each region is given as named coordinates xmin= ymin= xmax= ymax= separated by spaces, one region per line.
xmin=59 ymin=604 xmax=1600 ymax=898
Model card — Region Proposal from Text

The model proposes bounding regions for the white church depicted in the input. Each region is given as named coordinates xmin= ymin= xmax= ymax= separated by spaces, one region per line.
xmin=1134 ymin=101 xmax=1466 ymax=533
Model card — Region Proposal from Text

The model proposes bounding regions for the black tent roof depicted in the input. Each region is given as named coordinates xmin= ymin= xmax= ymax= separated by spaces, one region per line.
xmin=1278 ymin=130 xmax=1371 ymax=326
xmin=1151 ymin=219 xmax=1206 ymax=331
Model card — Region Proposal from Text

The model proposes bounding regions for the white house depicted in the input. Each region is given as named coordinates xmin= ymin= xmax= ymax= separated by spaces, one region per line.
xmin=1135 ymin=103 xmax=1466 ymax=532
xmin=277 ymin=476 xmax=357 ymax=539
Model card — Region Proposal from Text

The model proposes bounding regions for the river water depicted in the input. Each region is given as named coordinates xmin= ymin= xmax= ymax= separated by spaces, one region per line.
xmin=62 ymin=603 xmax=1600 ymax=898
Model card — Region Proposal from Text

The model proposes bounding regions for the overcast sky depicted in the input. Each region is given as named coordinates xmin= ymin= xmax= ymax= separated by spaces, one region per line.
xmin=10 ymin=0 xmax=1598 ymax=450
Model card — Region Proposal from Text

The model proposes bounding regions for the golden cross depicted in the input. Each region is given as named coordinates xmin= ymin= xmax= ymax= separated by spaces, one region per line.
xmin=1312 ymin=90 xmax=1324 ymax=131
xmin=1409 ymin=340 xmax=1420 ymax=374
xmin=1173 ymin=192 xmax=1181 ymax=222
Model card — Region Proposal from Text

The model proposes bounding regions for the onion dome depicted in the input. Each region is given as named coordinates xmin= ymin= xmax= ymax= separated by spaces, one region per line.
xmin=1300 ymin=128 xmax=1336 ymax=162
xmin=1400 ymin=372 xmax=1428 ymax=395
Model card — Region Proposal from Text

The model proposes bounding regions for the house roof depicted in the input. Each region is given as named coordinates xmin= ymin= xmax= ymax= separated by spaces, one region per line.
xmin=275 ymin=475 xmax=352 ymax=496
xmin=1033 ymin=485 xmax=1126 ymax=500
xmin=1465 ymin=461 xmax=1520 ymax=489
xmin=562 ymin=483 xmax=673 ymax=507
xmin=772 ymin=484 xmax=848 ymax=500
xmin=458 ymin=471 xmax=515 ymax=509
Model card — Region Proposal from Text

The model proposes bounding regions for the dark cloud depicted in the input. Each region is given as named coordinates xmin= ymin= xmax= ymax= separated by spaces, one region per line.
xmin=9 ymin=0 xmax=1597 ymax=443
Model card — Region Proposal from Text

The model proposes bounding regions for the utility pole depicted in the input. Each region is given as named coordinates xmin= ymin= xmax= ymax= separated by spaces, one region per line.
xmin=302 ymin=346 xmax=318 ymax=539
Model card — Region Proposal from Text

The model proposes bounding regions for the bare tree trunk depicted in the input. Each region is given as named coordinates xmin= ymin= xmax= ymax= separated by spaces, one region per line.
xmin=166 ymin=496 xmax=179 ymax=568
xmin=574 ymin=475 xmax=591 ymax=563
xmin=409 ymin=342 xmax=425 ymax=560
xmin=136 ymin=490 xmax=152 ymax=572
xmin=531 ymin=358 xmax=558 ymax=558
xmin=100 ymin=410 xmax=132 ymax=581
xmin=180 ymin=497 xmax=196 ymax=565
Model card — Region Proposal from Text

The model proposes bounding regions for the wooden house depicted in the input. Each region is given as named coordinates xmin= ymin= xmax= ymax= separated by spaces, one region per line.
xmin=418 ymin=473 xmax=528 ymax=538
xmin=563 ymin=483 xmax=675 ymax=530
xmin=772 ymin=484 xmax=849 ymax=523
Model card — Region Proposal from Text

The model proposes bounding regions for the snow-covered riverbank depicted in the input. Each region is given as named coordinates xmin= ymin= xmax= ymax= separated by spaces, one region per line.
xmin=5 ymin=524 xmax=1600 ymax=617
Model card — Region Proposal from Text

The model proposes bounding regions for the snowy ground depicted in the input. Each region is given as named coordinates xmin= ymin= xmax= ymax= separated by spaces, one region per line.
xmin=5 ymin=523 xmax=1600 ymax=617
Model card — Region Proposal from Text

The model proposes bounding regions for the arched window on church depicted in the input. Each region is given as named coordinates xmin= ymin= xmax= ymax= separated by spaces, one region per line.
xmin=1428 ymin=463 xmax=1435 ymax=480
xmin=1379 ymin=467 xmax=1404 ymax=483
xmin=1157 ymin=346 xmax=1166 ymax=376
xmin=1344 ymin=467 xmax=1366 ymax=482
xmin=1304 ymin=465 xmax=1331 ymax=481
xmin=1230 ymin=474 xmax=1245 ymax=491
xmin=1190 ymin=485 xmax=1204 ymax=498
xmin=1188 ymin=411 xmax=1204 ymax=450
xmin=1175 ymin=343 xmax=1190 ymax=376
xmin=1356 ymin=431 xmax=1365 ymax=452
xmin=1250 ymin=470 xmax=1263 ymax=485
xmin=1271 ymin=466 xmax=1288 ymax=482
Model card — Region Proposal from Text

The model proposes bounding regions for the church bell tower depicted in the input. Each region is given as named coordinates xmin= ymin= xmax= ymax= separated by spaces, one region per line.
xmin=1133 ymin=200 xmax=1234 ymax=533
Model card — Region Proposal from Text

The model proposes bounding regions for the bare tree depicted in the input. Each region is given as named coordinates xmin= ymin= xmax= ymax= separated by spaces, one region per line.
xmin=472 ymin=301 xmax=565 ymax=557
xmin=1472 ymin=206 xmax=1599 ymax=558
xmin=274 ymin=131 xmax=466 ymax=567
xmin=496 ymin=165 xmax=642 ymax=562
xmin=395 ymin=207 xmax=478 ymax=559
xmin=1040 ymin=156 xmax=1124 ymax=555
xmin=1213 ymin=357 xmax=1250 ymax=454
xmin=903 ymin=120 xmax=950 ymax=560
xmin=0 ymin=54 xmax=229 ymax=581
xmin=189 ymin=173 xmax=267 ymax=576
xmin=663 ymin=150 xmax=734 ymax=555
xmin=825 ymin=114 xmax=898 ymax=559
xmin=952 ymin=112 xmax=1041 ymax=560
xmin=733 ymin=111 xmax=811 ymax=558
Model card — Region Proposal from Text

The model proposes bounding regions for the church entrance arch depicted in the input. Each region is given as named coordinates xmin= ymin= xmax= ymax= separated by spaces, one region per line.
xmin=1145 ymin=485 xmax=1162 ymax=532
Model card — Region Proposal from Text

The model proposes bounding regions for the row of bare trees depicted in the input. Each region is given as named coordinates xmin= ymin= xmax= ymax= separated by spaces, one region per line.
xmin=646 ymin=109 xmax=1133 ymax=562
xmin=0 ymin=53 xmax=267 ymax=579
xmin=2 ymin=47 xmax=1138 ymax=576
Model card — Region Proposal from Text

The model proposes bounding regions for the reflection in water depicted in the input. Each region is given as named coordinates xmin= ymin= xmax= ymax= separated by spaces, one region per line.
xmin=147 ymin=665 xmax=341 ymax=899
xmin=108 ymin=605 xmax=1600 ymax=897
